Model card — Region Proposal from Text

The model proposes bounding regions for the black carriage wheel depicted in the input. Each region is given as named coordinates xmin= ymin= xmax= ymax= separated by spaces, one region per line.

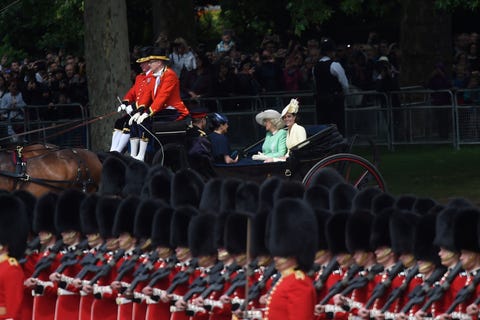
xmin=302 ymin=153 xmax=387 ymax=191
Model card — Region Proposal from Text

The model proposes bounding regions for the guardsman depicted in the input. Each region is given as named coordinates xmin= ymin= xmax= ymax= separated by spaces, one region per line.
xmin=111 ymin=46 xmax=153 ymax=154
xmin=0 ymin=194 xmax=29 ymax=320
xmin=265 ymin=198 xmax=317 ymax=320
xmin=49 ymin=189 xmax=87 ymax=320
xmin=97 ymin=155 xmax=128 ymax=198
xmin=24 ymin=193 xmax=60 ymax=320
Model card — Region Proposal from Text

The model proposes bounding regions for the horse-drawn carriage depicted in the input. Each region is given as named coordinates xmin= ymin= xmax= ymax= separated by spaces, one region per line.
xmin=151 ymin=120 xmax=387 ymax=191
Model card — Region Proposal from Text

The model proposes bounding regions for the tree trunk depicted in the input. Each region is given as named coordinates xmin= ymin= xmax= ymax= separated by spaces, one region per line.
xmin=84 ymin=0 xmax=131 ymax=152
xmin=400 ymin=0 xmax=452 ymax=86
xmin=152 ymin=0 xmax=196 ymax=45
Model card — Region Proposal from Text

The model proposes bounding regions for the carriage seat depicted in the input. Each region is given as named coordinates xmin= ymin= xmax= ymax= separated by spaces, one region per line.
xmin=152 ymin=118 xmax=190 ymax=145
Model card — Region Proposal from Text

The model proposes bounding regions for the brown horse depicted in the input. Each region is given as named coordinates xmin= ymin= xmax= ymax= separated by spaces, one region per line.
xmin=0 ymin=144 xmax=102 ymax=197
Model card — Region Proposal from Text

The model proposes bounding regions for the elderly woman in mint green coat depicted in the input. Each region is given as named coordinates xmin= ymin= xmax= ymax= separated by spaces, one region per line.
xmin=252 ymin=109 xmax=287 ymax=161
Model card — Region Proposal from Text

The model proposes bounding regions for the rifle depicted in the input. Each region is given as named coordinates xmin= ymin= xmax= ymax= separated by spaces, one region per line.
xmin=314 ymin=258 xmax=340 ymax=291
xmin=89 ymin=249 xmax=126 ymax=286
xmin=364 ymin=261 xmax=404 ymax=309
xmin=204 ymin=268 xmax=247 ymax=311
xmin=198 ymin=262 xmax=240 ymax=311
xmin=319 ymin=264 xmax=363 ymax=305
xmin=399 ymin=266 xmax=447 ymax=314
xmin=445 ymin=268 xmax=480 ymax=315
xmin=74 ymin=243 xmax=109 ymax=280
xmin=146 ymin=255 xmax=178 ymax=295
xmin=31 ymin=239 xmax=65 ymax=294
xmin=153 ymin=258 xmax=199 ymax=303
xmin=125 ymin=250 xmax=160 ymax=299
xmin=55 ymin=239 xmax=90 ymax=273
xmin=418 ymin=262 xmax=463 ymax=313
xmin=113 ymin=246 xmax=144 ymax=294
xmin=380 ymin=264 xmax=419 ymax=313
xmin=340 ymin=264 xmax=384 ymax=297
xmin=19 ymin=236 xmax=41 ymax=265
xmin=247 ymin=262 xmax=278 ymax=301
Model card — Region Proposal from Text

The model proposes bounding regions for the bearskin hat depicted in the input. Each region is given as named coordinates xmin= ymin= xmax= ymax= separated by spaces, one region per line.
xmin=351 ymin=187 xmax=382 ymax=212
xmin=220 ymin=178 xmax=243 ymax=213
xmin=189 ymin=214 xmax=217 ymax=257
xmin=314 ymin=209 xmax=331 ymax=251
xmin=307 ymin=167 xmax=345 ymax=189
xmin=370 ymin=208 xmax=394 ymax=250
xmin=326 ymin=212 xmax=349 ymax=254
xmin=304 ymin=185 xmax=330 ymax=212
xmin=454 ymin=208 xmax=480 ymax=252
xmin=250 ymin=210 xmax=269 ymax=258
xmin=12 ymin=190 xmax=36 ymax=232
xmin=389 ymin=210 xmax=420 ymax=255
xmin=80 ymin=193 xmax=99 ymax=235
xmin=433 ymin=207 xmax=459 ymax=252
xmin=414 ymin=213 xmax=441 ymax=265
xmin=96 ymin=196 xmax=120 ymax=239
xmin=112 ymin=196 xmax=141 ymax=237
xmin=152 ymin=206 xmax=174 ymax=248
xmin=274 ymin=180 xmax=304 ymax=202
xmin=134 ymin=199 xmax=166 ymax=239
xmin=33 ymin=192 xmax=58 ymax=235
xmin=268 ymin=198 xmax=317 ymax=271
xmin=199 ymin=178 xmax=223 ymax=215
xmin=142 ymin=165 xmax=173 ymax=202
xmin=224 ymin=212 xmax=251 ymax=255
xmin=236 ymin=181 xmax=260 ymax=214
xmin=372 ymin=192 xmax=395 ymax=216
xmin=413 ymin=197 xmax=437 ymax=216
xmin=258 ymin=177 xmax=282 ymax=211
xmin=171 ymin=169 xmax=204 ymax=208
xmin=55 ymin=189 xmax=86 ymax=233
xmin=170 ymin=205 xmax=199 ymax=248
xmin=329 ymin=183 xmax=356 ymax=213
xmin=122 ymin=160 xmax=149 ymax=196
xmin=395 ymin=195 xmax=417 ymax=211
xmin=98 ymin=156 xmax=127 ymax=196
xmin=346 ymin=210 xmax=373 ymax=253
xmin=0 ymin=194 xmax=29 ymax=259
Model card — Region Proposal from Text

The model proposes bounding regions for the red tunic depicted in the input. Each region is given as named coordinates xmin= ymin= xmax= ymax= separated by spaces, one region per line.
xmin=20 ymin=251 xmax=39 ymax=320
xmin=431 ymin=269 xmax=467 ymax=317
xmin=0 ymin=256 xmax=24 ymax=320
xmin=90 ymin=252 xmax=120 ymax=320
xmin=123 ymin=71 xmax=152 ymax=107
xmin=265 ymin=269 xmax=316 ymax=320
xmin=145 ymin=259 xmax=172 ymax=320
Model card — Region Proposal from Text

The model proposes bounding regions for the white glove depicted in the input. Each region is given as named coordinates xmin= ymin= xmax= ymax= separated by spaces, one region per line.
xmin=117 ymin=103 xmax=126 ymax=113
xmin=125 ymin=105 xmax=134 ymax=115
xmin=252 ymin=152 xmax=268 ymax=161
xmin=129 ymin=112 xmax=141 ymax=126
xmin=136 ymin=112 xmax=149 ymax=124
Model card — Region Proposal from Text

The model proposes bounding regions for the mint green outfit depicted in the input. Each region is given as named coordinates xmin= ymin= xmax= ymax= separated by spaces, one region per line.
xmin=262 ymin=129 xmax=287 ymax=158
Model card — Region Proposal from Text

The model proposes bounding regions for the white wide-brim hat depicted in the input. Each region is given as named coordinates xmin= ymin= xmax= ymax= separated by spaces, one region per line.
xmin=255 ymin=109 xmax=282 ymax=126
xmin=281 ymin=98 xmax=300 ymax=117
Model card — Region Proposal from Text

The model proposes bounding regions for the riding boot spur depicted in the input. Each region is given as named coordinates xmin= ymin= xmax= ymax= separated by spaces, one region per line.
xmin=129 ymin=138 xmax=140 ymax=157
xmin=133 ymin=139 xmax=148 ymax=161
xmin=114 ymin=133 xmax=131 ymax=153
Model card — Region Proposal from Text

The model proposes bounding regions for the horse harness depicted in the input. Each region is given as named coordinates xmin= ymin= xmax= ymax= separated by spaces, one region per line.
xmin=0 ymin=146 xmax=96 ymax=192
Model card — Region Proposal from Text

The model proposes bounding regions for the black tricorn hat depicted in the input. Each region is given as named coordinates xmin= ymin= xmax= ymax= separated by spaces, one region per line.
xmin=308 ymin=167 xmax=344 ymax=189
xmin=395 ymin=194 xmax=417 ymax=211
xmin=98 ymin=156 xmax=127 ymax=196
xmin=433 ymin=207 xmax=459 ymax=252
xmin=199 ymin=178 xmax=223 ymax=215
xmin=326 ymin=212 xmax=349 ymax=254
xmin=351 ymin=187 xmax=382 ymax=212
xmin=330 ymin=183 xmax=356 ymax=213
xmin=12 ymin=190 xmax=36 ymax=232
xmin=389 ymin=210 xmax=420 ymax=255
xmin=224 ymin=212 xmax=251 ymax=255
xmin=413 ymin=197 xmax=437 ymax=216
xmin=152 ymin=206 xmax=174 ymax=248
xmin=113 ymin=196 xmax=141 ymax=237
xmin=304 ymin=185 xmax=330 ymax=211
xmin=414 ymin=213 xmax=441 ymax=265
xmin=346 ymin=210 xmax=373 ymax=253
xmin=0 ymin=194 xmax=29 ymax=259
xmin=55 ymin=189 xmax=86 ymax=233
xmin=220 ymin=178 xmax=243 ymax=213
xmin=274 ymin=180 xmax=304 ymax=202
xmin=372 ymin=192 xmax=396 ymax=216
xmin=96 ymin=196 xmax=120 ymax=239
xmin=144 ymin=165 xmax=173 ymax=202
xmin=122 ymin=160 xmax=149 ymax=196
xmin=134 ymin=199 xmax=165 ymax=239
xmin=454 ymin=208 xmax=480 ymax=252
xmin=171 ymin=169 xmax=204 ymax=208
xmin=80 ymin=193 xmax=99 ymax=235
xmin=33 ymin=192 xmax=58 ymax=235
xmin=258 ymin=177 xmax=282 ymax=211
xmin=189 ymin=214 xmax=218 ymax=257
xmin=268 ymin=198 xmax=317 ymax=271
xmin=170 ymin=205 xmax=199 ymax=248
xmin=251 ymin=211 xmax=269 ymax=258
xmin=370 ymin=208 xmax=395 ymax=250
xmin=236 ymin=181 xmax=259 ymax=214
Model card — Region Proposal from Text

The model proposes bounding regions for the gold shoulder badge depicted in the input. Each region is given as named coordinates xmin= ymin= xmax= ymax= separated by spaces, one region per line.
xmin=294 ymin=270 xmax=305 ymax=280
xmin=8 ymin=257 xmax=18 ymax=266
